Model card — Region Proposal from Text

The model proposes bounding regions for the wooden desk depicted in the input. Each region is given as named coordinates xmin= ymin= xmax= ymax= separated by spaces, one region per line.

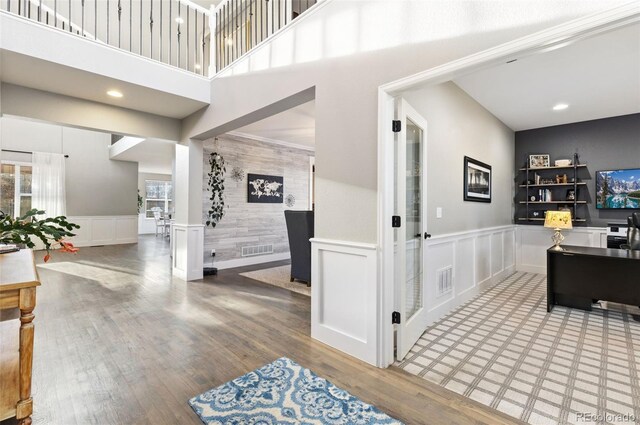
xmin=0 ymin=250 xmax=40 ymax=425
xmin=547 ymin=245 xmax=640 ymax=312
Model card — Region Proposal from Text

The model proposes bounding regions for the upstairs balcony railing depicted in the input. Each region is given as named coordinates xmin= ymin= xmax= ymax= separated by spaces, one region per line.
xmin=212 ymin=0 xmax=317 ymax=72
xmin=1 ymin=0 xmax=319 ymax=77
xmin=1 ymin=0 xmax=211 ymax=75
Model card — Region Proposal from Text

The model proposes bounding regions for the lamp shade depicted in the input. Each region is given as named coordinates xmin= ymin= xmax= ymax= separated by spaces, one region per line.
xmin=544 ymin=210 xmax=573 ymax=230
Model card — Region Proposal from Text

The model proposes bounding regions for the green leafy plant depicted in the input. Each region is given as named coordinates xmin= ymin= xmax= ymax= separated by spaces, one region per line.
xmin=0 ymin=209 xmax=81 ymax=261
xmin=138 ymin=189 xmax=144 ymax=214
xmin=206 ymin=151 xmax=226 ymax=227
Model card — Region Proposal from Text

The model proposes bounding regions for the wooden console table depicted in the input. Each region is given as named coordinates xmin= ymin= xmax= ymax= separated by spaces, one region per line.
xmin=0 ymin=250 xmax=40 ymax=425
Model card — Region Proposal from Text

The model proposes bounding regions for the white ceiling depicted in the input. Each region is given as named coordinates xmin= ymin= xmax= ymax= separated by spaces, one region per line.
xmin=232 ymin=100 xmax=315 ymax=148
xmin=453 ymin=22 xmax=640 ymax=131
xmin=112 ymin=137 xmax=176 ymax=174
xmin=0 ymin=51 xmax=208 ymax=119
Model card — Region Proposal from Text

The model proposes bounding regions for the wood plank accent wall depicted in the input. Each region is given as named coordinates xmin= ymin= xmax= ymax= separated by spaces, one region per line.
xmin=202 ymin=136 xmax=314 ymax=264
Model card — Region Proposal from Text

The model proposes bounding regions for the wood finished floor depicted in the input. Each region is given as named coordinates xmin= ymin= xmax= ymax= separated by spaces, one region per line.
xmin=1 ymin=236 xmax=524 ymax=425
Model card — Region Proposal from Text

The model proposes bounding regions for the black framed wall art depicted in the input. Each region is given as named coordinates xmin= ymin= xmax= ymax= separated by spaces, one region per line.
xmin=247 ymin=173 xmax=284 ymax=203
xmin=464 ymin=156 xmax=492 ymax=203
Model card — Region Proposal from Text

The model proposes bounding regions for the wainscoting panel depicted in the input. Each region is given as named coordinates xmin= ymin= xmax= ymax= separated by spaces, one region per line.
xmin=515 ymin=225 xmax=606 ymax=274
xmin=67 ymin=216 xmax=138 ymax=247
xmin=422 ymin=226 xmax=516 ymax=329
xmin=475 ymin=234 xmax=492 ymax=285
xmin=172 ymin=224 xmax=205 ymax=281
xmin=311 ymin=238 xmax=379 ymax=366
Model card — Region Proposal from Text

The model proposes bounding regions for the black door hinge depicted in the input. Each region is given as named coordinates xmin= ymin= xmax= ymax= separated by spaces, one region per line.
xmin=392 ymin=215 xmax=401 ymax=228
xmin=392 ymin=311 xmax=401 ymax=324
xmin=392 ymin=120 xmax=401 ymax=133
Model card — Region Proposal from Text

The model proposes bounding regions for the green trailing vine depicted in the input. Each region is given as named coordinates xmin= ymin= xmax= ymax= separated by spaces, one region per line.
xmin=206 ymin=151 xmax=226 ymax=227
xmin=137 ymin=189 xmax=143 ymax=214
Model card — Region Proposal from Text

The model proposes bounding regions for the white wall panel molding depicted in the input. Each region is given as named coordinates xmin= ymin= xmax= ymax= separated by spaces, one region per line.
xmin=422 ymin=225 xmax=516 ymax=330
xmin=515 ymin=225 xmax=607 ymax=274
xmin=310 ymin=238 xmax=379 ymax=366
xmin=172 ymin=224 xmax=205 ymax=281
xmin=66 ymin=216 xmax=138 ymax=247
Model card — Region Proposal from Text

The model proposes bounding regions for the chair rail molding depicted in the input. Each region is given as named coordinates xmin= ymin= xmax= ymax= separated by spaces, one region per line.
xmin=67 ymin=215 xmax=138 ymax=247
xmin=172 ymin=223 xmax=205 ymax=281
xmin=515 ymin=225 xmax=607 ymax=274
xmin=310 ymin=238 xmax=380 ymax=366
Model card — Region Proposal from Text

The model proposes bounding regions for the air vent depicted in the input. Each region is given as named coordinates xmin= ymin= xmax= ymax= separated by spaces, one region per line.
xmin=437 ymin=266 xmax=453 ymax=297
xmin=241 ymin=244 xmax=274 ymax=257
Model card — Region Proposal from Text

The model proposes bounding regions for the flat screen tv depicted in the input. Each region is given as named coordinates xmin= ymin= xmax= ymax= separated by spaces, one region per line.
xmin=596 ymin=168 xmax=640 ymax=209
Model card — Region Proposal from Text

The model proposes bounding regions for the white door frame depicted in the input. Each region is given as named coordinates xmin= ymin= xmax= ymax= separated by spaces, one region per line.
xmin=376 ymin=4 xmax=640 ymax=368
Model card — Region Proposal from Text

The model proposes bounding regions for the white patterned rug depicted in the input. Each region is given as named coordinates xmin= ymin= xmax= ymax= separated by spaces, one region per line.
xmin=239 ymin=265 xmax=311 ymax=297
xmin=189 ymin=357 xmax=402 ymax=424
xmin=397 ymin=272 xmax=640 ymax=425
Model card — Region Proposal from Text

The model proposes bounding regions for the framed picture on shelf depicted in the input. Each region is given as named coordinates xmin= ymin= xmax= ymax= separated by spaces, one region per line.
xmin=464 ymin=156 xmax=492 ymax=203
xmin=529 ymin=154 xmax=550 ymax=168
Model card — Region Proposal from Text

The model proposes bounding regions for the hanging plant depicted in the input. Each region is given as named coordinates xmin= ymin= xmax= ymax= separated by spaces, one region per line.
xmin=206 ymin=151 xmax=226 ymax=227
xmin=137 ymin=190 xmax=143 ymax=214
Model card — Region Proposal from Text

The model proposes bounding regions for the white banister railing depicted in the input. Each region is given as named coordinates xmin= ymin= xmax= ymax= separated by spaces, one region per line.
xmin=1 ymin=0 xmax=211 ymax=76
xmin=211 ymin=0 xmax=318 ymax=73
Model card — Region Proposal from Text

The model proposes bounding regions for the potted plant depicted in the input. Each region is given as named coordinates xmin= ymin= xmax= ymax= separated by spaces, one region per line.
xmin=0 ymin=209 xmax=81 ymax=262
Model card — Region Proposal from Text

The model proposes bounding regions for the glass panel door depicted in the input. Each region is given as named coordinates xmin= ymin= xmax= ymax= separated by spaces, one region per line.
xmin=405 ymin=119 xmax=423 ymax=321
xmin=395 ymin=98 xmax=429 ymax=361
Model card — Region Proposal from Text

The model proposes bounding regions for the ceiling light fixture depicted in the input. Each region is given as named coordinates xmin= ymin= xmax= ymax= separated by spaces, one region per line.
xmin=107 ymin=90 xmax=123 ymax=98
xmin=553 ymin=103 xmax=569 ymax=111
xmin=175 ymin=17 xmax=184 ymax=24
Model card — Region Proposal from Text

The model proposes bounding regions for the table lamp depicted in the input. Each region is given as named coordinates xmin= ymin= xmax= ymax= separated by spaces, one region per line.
xmin=544 ymin=210 xmax=573 ymax=251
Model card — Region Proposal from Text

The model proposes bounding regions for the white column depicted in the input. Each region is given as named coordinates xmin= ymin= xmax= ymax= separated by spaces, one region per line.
xmin=172 ymin=140 xmax=204 ymax=281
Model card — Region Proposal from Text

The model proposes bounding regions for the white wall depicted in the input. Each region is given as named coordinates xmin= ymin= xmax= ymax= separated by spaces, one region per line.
xmin=0 ymin=116 xmax=139 ymax=245
xmin=182 ymin=0 xmax=627 ymax=246
xmin=1 ymin=83 xmax=182 ymax=141
xmin=402 ymin=82 xmax=515 ymax=234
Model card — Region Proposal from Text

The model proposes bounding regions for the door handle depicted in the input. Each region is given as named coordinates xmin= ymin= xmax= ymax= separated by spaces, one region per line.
xmin=424 ymin=233 xmax=432 ymax=239
xmin=414 ymin=233 xmax=421 ymax=239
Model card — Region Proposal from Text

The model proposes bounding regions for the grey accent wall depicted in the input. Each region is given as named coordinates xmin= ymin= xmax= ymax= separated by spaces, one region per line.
xmin=0 ymin=116 xmax=138 ymax=216
xmin=515 ymin=114 xmax=640 ymax=227
xmin=403 ymin=82 xmax=515 ymax=235
xmin=202 ymin=136 xmax=313 ymax=263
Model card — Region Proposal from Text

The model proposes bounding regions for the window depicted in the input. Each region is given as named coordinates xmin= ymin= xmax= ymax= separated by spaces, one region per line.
xmin=145 ymin=180 xmax=172 ymax=218
xmin=0 ymin=162 xmax=32 ymax=218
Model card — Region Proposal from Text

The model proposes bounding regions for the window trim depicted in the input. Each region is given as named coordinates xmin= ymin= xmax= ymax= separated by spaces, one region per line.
xmin=1 ymin=160 xmax=33 ymax=218
xmin=144 ymin=180 xmax=172 ymax=219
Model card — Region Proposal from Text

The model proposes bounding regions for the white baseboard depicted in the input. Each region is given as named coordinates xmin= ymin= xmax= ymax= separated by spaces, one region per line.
xmin=67 ymin=215 xmax=138 ymax=247
xmin=215 ymin=252 xmax=291 ymax=270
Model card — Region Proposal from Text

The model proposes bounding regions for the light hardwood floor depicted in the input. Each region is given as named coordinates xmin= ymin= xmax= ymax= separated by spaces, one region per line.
xmin=1 ymin=236 xmax=524 ymax=425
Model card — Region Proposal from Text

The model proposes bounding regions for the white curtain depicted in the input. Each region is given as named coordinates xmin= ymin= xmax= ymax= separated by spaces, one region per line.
xmin=32 ymin=152 xmax=67 ymax=217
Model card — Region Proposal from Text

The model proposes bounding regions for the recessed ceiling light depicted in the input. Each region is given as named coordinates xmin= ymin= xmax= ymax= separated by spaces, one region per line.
xmin=553 ymin=103 xmax=569 ymax=111
xmin=107 ymin=90 xmax=123 ymax=98
xmin=175 ymin=17 xmax=184 ymax=24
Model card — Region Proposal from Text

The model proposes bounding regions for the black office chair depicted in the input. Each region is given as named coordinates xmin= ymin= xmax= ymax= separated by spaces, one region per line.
xmin=284 ymin=210 xmax=314 ymax=286
xmin=627 ymin=212 xmax=640 ymax=250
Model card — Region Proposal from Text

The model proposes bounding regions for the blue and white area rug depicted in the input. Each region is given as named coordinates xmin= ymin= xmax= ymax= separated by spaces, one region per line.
xmin=189 ymin=357 xmax=403 ymax=425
